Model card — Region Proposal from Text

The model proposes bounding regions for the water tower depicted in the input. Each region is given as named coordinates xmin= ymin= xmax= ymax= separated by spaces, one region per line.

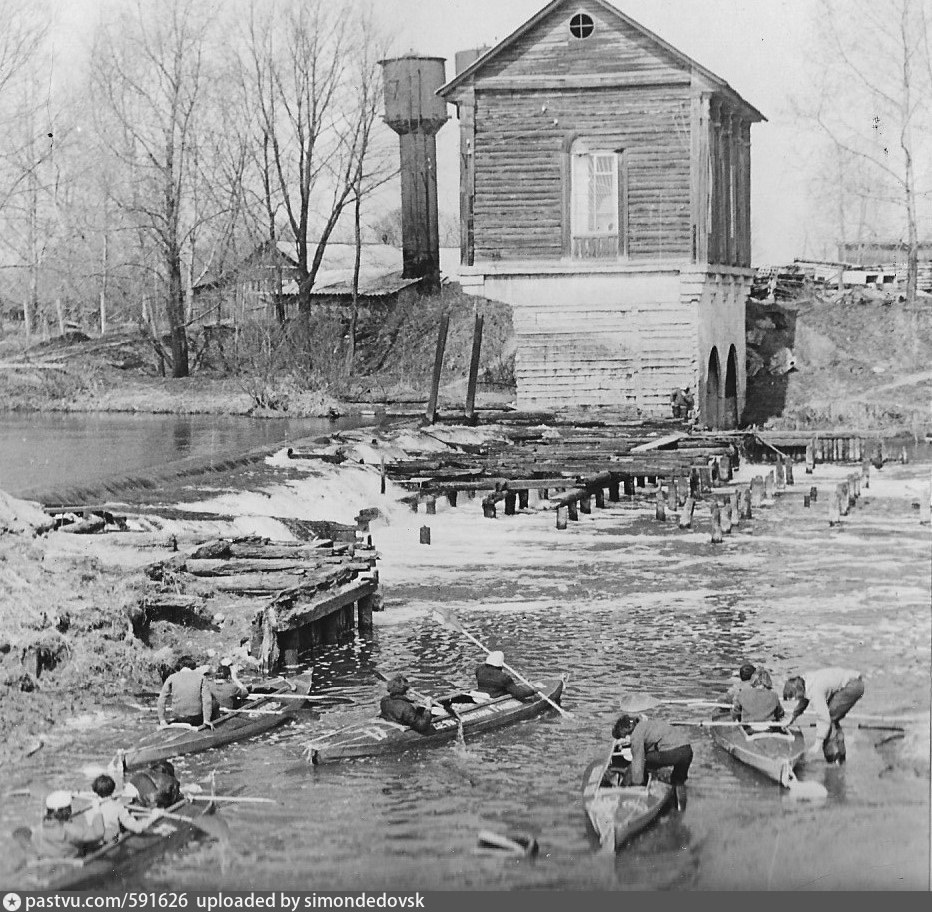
xmin=380 ymin=56 xmax=448 ymax=293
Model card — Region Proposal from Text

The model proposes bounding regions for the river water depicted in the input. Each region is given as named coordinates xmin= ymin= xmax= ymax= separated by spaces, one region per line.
xmin=1 ymin=442 xmax=930 ymax=891
xmin=0 ymin=413 xmax=374 ymax=498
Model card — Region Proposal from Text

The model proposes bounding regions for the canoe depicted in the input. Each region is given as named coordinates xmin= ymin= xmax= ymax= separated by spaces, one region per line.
xmin=306 ymin=676 xmax=565 ymax=764
xmin=581 ymin=749 xmax=675 ymax=851
xmin=19 ymin=797 xmax=215 ymax=891
xmin=708 ymin=713 xmax=806 ymax=786
xmin=123 ymin=675 xmax=312 ymax=769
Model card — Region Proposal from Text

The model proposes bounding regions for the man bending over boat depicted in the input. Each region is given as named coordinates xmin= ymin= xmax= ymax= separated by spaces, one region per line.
xmin=33 ymin=791 xmax=105 ymax=859
xmin=380 ymin=675 xmax=435 ymax=735
xmin=475 ymin=651 xmax=536 ymax=701
xmin=783 ymin=667 xmax=864 ymax=763
xmin=732 ymin=669 xmax=785 ymax=723
xmin=157 ymin=656 xmax=216 ymax=729
xmin=612 ymin=713 xmax=693 ymax=809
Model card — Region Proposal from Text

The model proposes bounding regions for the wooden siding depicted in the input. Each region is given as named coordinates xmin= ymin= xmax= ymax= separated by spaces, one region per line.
xmin=479 ymin=0 xmax=687 ymax=82
xmin=472 ymin=85 xmax=692 ymax=262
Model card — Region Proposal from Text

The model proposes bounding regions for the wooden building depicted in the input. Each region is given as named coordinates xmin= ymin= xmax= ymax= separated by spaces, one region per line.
xmin=439 ymin=0 xmax=765 ymax=427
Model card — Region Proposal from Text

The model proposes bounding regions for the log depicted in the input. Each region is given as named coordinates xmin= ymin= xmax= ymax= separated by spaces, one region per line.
xmin=750 ymin=476 xmax=764 ymax=508
xmin=185 ymin=559 xmax=317 ymax=577
xmin=678 ymin=496 xmax=695 ymax=529
xmin=710 ymin=501 xmax=724 ymax=544
xmin=556 ymin=506 xmax=568 ymax=530
xmin=654 ymin=489 xmax=666 ymax=522
xmin=721 ymin=499 xmax=733 ymax=534
xmin=739 ymin=486 xmax=752 ymax=520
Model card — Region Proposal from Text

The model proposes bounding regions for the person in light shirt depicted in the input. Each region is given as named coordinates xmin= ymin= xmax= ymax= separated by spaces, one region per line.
xmin=783 ymin=667 xmax=865 ymax=762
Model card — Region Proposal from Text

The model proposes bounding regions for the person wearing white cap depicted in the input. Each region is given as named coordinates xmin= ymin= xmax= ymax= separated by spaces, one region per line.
xmin=157 ymin=655 xmax=216 ymax=728
xmin=34 ymin=790 xmax=105 ymax=859
xmin=475 ymin=651 xmax=536 ymax=701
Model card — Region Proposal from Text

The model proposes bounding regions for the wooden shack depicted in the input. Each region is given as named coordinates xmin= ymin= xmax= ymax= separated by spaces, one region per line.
xmin=439 ymin=0 xmax=765 ymax=427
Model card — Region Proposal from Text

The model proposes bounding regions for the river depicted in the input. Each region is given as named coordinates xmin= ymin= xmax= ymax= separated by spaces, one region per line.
xmin=0 ymin=413 xmax=376 ymax=498
xmin=2 ymin=445 xmax=928 ymax=891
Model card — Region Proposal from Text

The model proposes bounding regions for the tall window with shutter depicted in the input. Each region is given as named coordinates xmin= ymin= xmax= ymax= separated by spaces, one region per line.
xmin=570 ymin=140 xmax=625 ymax=258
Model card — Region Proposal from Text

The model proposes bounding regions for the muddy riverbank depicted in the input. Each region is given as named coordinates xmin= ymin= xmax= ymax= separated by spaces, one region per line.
xmin=0 ymin=427 xmax=928 ymax=890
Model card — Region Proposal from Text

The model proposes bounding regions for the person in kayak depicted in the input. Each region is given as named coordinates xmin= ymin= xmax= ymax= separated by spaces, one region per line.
xmin=379 ymin=675 xmax=435 ymax=735
xmin=724 ymin=663 xmax=756 ymax=704
xmin=157 ymin=656 xmax=216 ymax=728
xmin=612 ymin=713 xmax=693 ymax=809
xmin=731 ymin=668 xmax=785 ymax=723
xmin=475 ymin=651 xmax=536 ymax=700
xmin=33 ymin=791 xmax=105 ymax=859
xmin=127 ymin=761 xmax=184 ymax=809
xmin=90 ymin=775 xmax=157 ymax=841
xmin=783 ymin=667 xmax=865 ymax=762
xmin=209 ymin=658 xmax=249 ymax=712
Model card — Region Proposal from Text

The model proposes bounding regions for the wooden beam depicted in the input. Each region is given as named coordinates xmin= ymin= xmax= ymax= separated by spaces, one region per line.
xmin=465 ymin=312 xmax=484 ymax=422
xmin=425 ymin=313 xmax=449 ymax=425
xmin=273 ymin=579 xmax=378 ymax=632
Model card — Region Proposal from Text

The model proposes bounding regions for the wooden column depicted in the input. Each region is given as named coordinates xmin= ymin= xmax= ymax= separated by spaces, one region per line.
xmin=579 ymin=494 xmax=592 ymax=514
xmin=425 ymin=313 xmax=449 ymax=425
xmin=465 ymin=312 xmax=484 ymax=423
xmin=608 ymin=480 xmax=620 ymax=502
xmin=691 ymin=92 xmax=712 ymax=264
xmin=594 ymin=488 xmax=606 ymax=509
xmin=710 ymin=97 xmax=722 ymax=264
xmin=518 ymin=489 xmax=529 ymax=510
xmin=710 ymin=500 xmax=724 ymax=543
xmin=358 ymin=595 xmax=375 ymax=634
xmin=722 ymin=107 xmax=735 ymax=267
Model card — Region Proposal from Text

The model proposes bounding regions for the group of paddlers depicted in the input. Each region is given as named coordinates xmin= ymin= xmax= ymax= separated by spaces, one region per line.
xmin=17 ymin=760 xmax=183 ymax=861
xmin=379 ymin=652 xmax=865 ymax=809
xmin=157 ymin=655 xmax=250 ymax=728
xmin=725 ymin=662 xmax=865 ymax=762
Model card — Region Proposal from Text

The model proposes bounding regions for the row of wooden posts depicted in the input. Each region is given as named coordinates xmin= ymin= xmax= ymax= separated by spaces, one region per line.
xmin=412 ymin=449 xmax=901 ymax=545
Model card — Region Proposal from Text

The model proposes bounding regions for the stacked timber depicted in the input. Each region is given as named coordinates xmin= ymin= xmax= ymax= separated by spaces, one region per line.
xmin=138 ymin=534 xmax=380 ymax=673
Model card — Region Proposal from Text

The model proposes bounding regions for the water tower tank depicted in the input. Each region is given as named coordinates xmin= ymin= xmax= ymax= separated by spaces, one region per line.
xmin=381 ymin=56 xmax=448 ymax=134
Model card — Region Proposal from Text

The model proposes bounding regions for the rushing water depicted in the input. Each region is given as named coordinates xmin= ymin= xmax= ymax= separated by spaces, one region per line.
xmin=1 ymin=451 xmax=929 ymax=891
xmin=0 ymin=412 xmax=375 ymax=497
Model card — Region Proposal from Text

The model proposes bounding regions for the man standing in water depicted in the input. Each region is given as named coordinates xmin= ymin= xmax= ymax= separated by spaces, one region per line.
xmin=157 ymin=656 xmax=215 ymax=728
xmin=783 ymin=667 xmax=865 ymax=762
xmin=612 ymin=713 xmax=693 ymax=809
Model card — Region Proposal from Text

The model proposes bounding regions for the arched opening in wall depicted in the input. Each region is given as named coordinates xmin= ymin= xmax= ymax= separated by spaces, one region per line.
xmin=723 ymin=344 xmax=739 ymax=429
xmin=705 ymin=347 xmax=721 ymax=429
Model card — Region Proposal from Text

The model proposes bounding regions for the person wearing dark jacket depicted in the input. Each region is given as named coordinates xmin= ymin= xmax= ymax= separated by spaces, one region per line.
xmin=379 ymin=675 xmax=434 ymax=735
xmin=127 ymin=760 xmax=183 ymax=809
xmin=612 ymin=713 xmax=692 ymax=809
xmin=475 ymin=651 xmax=536 ymax=700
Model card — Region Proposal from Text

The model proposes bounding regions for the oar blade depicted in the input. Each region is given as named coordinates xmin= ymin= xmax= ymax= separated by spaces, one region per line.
xmin=617 ymin=691 xmax=662 ymax=713
xmin=785 ymin=778 xmax=828 ymax=801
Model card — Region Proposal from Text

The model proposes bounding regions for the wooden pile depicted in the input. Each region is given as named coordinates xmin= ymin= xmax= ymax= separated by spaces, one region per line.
xmin=137 ymin=532 xmax=380 ymax=673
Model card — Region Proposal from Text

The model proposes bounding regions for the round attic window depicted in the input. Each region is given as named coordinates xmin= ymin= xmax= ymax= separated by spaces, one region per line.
xmin=569 ymin=12 xmax=594 ymax=38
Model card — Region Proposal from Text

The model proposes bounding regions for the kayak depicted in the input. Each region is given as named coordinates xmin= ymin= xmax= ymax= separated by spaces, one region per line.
xmin=123 ymin=675 xmax=312 ymax=770
xmin=708 ymin=712 xmax=806 ymax=786
xmin=581 ymin=748 xmax=675 ymax=851
xmin=18 ymin=797 xmax=215 ymax=891
xmin=306 ymin=676 xmax=566 ymax=764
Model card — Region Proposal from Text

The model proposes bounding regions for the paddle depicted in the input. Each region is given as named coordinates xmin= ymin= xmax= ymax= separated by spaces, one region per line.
xmin=184 ymin=795 xmax=277 ymax=804
xmin=617 ymin=691 xmax=730 ymax=713
xmin=430 ymin=607 xmax=572 ymax=720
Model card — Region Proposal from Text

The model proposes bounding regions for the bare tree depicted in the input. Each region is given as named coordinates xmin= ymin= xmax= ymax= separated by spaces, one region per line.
xmin=242 ymin=0 xmax=393 ymax=316
xmin=89 ymin=0 xmax=239 ymax=377
xmin=808 ymin=0 xmax=932 ymax=303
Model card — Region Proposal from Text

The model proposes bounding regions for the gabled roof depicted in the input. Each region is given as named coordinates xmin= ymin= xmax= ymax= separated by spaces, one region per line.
xmin=438 ymin=0 xmax=765 ymax=122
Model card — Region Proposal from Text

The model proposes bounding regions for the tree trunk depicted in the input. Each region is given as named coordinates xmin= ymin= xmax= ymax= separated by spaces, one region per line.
xmin=345 ymin=189 xmax=362 ymax=376
xmin=168 ymin=253 xmax=189 ymax=378
xmin=100 ymin=228 xmax=109 ymax=336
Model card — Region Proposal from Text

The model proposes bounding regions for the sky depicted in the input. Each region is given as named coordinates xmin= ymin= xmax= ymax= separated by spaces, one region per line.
xmin=52 ymin=0 xmax=831 ymax=264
